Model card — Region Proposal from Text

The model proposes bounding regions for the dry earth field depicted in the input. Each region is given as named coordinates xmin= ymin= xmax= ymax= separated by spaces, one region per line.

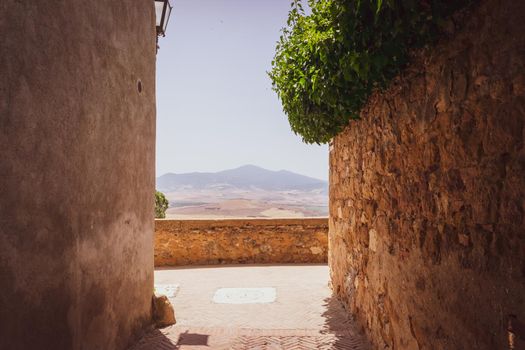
xmin=164 ymin=187 xmax=327 ymax=219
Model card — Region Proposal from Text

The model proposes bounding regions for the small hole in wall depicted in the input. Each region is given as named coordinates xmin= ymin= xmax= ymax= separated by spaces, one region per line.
xmin=137 ymin=80 xmax=143 ymax=93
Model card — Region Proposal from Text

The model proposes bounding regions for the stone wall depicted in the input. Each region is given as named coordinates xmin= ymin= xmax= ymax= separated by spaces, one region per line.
xmin=0 ymin=2 xmax=156 ymax=349
xmin=329 ymin=0 xmax=525 ymax=349
xmin=155 ymin=218 xmax=328 ymax=266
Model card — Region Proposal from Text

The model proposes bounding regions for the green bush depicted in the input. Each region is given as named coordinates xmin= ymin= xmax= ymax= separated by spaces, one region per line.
xmin=269 ymin=0 xmax=470 ymax=144
xmin=155 ymin=190 xmax=169 ymax=219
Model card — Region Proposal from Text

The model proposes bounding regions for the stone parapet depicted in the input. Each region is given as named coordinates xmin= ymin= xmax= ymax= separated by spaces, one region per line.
xmin=154 ymin=218 xmax=328 ymax=266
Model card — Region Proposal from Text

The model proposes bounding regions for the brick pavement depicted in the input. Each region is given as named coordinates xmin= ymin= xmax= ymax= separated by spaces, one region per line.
xmin=129 ymin=265 xmax=369 ymax=350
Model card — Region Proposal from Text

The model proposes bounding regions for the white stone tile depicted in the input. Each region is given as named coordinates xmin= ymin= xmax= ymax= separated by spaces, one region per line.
xmin=154 ymin=284 xmax=180 ymax=298
xmin=212 ymin=287 xmax=276 ymax=304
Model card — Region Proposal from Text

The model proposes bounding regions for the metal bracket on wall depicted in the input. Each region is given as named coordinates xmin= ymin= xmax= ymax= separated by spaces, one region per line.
xmin=508 ymin=315 xmax=525 ymax=349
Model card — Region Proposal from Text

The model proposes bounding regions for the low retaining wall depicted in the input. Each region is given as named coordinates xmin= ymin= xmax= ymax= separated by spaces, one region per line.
xmin=154 ymin=218 xmax=328 ymax=266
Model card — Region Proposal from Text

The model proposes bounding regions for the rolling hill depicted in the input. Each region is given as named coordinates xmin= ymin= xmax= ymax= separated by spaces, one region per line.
xmin=156 ymin=165 xmax=327 ymax=192
xmin=156 ymin=165 xmax=328 ymax=219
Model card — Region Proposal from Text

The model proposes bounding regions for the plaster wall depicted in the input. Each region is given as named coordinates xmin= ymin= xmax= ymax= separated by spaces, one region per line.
xmin=155 ymin=218 xmax=328 ymax=266
xmin=0 ymin=1 xmax=156 ymax=349
xmin=329 ymin=0 xmax=525 ymax=348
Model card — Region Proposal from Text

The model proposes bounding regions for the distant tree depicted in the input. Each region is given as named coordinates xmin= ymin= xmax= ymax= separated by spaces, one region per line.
xmin=155 ymin=190 xmax=169 ymax=219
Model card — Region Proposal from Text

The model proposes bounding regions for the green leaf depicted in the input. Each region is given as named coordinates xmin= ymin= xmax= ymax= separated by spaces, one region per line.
xmin=269 ymin=0 xmax=471 ymax=144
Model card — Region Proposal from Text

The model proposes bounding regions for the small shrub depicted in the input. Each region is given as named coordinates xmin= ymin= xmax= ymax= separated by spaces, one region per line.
xmin=155 ymin=190 xmax=169 ymax=219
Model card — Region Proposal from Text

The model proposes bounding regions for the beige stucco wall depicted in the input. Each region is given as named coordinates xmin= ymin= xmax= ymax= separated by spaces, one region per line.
xmin=329 ymin=0 xmax=525 ymax=349
xmin=155 ymin=218 xmax=328 ymax=266
xmin=0 ymin=1 xmax=156 ymax=349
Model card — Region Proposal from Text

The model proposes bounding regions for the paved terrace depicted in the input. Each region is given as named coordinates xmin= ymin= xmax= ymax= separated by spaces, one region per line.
xmin=130 ymin=265 xmax=369 ymax=350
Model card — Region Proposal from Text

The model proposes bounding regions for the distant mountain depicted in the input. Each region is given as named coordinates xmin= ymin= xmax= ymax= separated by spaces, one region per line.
xmin=156 ymin=165 xmax=327 ymax=192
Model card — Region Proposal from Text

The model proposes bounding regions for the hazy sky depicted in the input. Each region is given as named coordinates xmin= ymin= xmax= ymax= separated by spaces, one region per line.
xmin=155 ymin=0 xmax=328 ymax=180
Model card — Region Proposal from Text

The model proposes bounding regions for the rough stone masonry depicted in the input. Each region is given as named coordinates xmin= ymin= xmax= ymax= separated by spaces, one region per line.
xmin=155 ymin=218 xmax=328 ymax=266
xmin=329 ymin=0 xmax=525 ymax=349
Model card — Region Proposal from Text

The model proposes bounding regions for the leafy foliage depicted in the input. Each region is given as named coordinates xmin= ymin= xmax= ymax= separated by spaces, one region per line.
xmin=155 ymin=190 xmax=169 ymax=219
xmin=269 ymin=0 xmax=470 ymax=144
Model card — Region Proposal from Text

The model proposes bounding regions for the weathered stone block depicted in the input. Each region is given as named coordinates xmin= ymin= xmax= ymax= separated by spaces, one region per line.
xmin=152 ymin=295 xmax=176 ymax=328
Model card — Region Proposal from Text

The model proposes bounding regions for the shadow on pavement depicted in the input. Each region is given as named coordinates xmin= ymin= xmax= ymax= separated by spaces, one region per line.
xmin=320 ymin=295 xmax=370 ymax=349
